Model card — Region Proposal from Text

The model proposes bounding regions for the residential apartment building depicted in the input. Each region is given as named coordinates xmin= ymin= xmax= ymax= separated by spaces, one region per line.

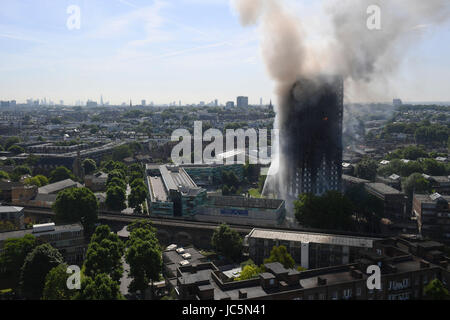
xmin=365 ymin=183 xmax=408 ymax=221
xmin=0 ymin=223 xmax=86 ymax=264
xmin=413 ymin=193 xmax=450 ymax=243
xmin=167 ymin=237 xmax=449 ymax=300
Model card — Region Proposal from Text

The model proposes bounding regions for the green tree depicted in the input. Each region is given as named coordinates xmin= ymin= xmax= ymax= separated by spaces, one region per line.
xmin=127 ymin=219 xmax=156 ymax=233
xmin=421 ymin=158 xmax=447 ymax=176
xmin=49 ymin=166 xmax=75 ymax=183
xmin=42 ymin=264 xmax=75 ymax=300
xmin=106 ymin=185 xmax=127 ymax=212
xmin=354 ymin=159 xmax=378 ymax=181
xmin=24 ymin=175 xmax=49 ymax=187
xmin=108 ymin=177 xmax=127 ymax=190
xmin=235 ymin=264 xmax=260 ymax=281
xmin=125 ymin=227 xmax=162 ymax=299
xmin=402 ymin=173 xmax=432 ymax=198
xmin=423 ymin=279 xmax=450 ymax=300
xmin=294 ymin=191 xmax=355 ymax=231
xmin=345 ymin=185 xmax=383 ymax=233
xmin=4 ymin=137 xmax=20 ymax=150
xmin=83 ymin=225 xmax=125 ymax=282
xmin=107 ymin=169 xmax=127 ymax=185
xmin=7 ymin=145 xmax=25 ymax=155
xmin=53 ymin=187 xmax=99 ymax=235
xmin=82 ymin=159 xmax=97 ymax=175
xmin=264 ymin=245 xmax=295 ymax=269
xmin=73 ymin=273 xmax=125 ymax=300
xmin=20 ymin=243 xmax=64 ymax=299
xmin=128 ymin=184 xmax=147 ymax=212
xmin=0 ymin=234 xmax=38 ymax=288
xmin=0 ymin=170 xmax=10 ymax=180
xmin=11 ymin=165 xmax=32 ymax=181
xmin=211 ymin=224 xmax=243 ymax=262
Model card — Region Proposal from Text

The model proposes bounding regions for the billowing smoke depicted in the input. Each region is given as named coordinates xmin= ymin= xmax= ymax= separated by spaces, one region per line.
xmin=231 ymin=0 xmax=450 ymax=213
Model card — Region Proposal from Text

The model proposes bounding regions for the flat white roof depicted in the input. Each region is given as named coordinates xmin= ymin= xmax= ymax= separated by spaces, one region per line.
xmin=248 ymin=229 xmax=377 ymax=248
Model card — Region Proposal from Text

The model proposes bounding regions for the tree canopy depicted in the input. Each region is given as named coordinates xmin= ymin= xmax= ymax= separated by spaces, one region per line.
xmin=423 ymin=279 xmax=450 ymax=300
xmin=42 ymin=263 xmax=75 ymax=300
xmin=354 ymin=159 xmax=378 ymax=181
xmin=264 ymin=245 xmax=295 ymax=269
xmin=211 ymin=224 xmax=243 ymax=262
xmin=106 ymin=185 xmax=127 ymax=212
xmin=294 ymin=191 xmax=355 ymax=231
xmin=82 ymin=159 xmax=97 ymax=175
xmin=0 ymin=234 xmax=38 ymax=289
xmin=402 ymin=173 xmax=432 ymax=198
xmin=125 ymin=226 xmax=162 ymax=298
xmin=73 ymin=273 xmax=125 ymax=300
xmin=20 ymin=243 xmax=64 ymax=299
xmin=53 ymin=187 xmax=99 ymax=235
xmin=49 ymin=166 xmax=75 ymax=183
xmin=83 ymin=225 xmax=125 ymax=282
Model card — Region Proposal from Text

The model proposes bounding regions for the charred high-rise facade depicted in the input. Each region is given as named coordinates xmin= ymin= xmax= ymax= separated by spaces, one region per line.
xmin=280 ymin=75 xmax=343 ymax=199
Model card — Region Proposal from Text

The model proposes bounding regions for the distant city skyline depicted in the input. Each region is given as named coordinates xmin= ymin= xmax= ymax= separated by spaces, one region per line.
xmin=0 ymin=0 xmax=450 ymax=104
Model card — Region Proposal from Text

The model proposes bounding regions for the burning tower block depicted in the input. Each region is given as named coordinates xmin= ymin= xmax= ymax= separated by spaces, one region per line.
xmin=281 ymin=75 xmax=343 ymax=199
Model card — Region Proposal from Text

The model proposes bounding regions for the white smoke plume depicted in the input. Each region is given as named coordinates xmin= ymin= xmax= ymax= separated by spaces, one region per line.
xmin=231 ymin=0 xmax=450 ymax=210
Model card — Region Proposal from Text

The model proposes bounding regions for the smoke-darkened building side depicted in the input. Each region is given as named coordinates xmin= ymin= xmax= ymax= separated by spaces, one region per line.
xmin=281 ymin=75 xmax=343 ymax=199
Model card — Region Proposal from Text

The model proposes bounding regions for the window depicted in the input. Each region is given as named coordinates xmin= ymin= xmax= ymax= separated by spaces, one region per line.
xmin=343 ymin=289 xmax=352 ymax=299
xmin=356 ymin=287 xmax=362 ymax=297
xmin=269 ymin=279 xmax=275 ymax=286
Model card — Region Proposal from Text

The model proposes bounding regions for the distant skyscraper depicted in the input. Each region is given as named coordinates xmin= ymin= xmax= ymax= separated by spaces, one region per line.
xmin=237 ymin=96 xmax=248 ymax=108
xmin=393 ymin=98 xmax=403 ymax=106
xmin=142 ymin=100 xmax=146 ymax=106
xmin=100 ymin=95 xmax=104 ymax=106
xmin=226 ymin=101 xmax=235 ymax=108
xmin=86 ymin=100 xmax=98 ymax=108
xmin=214 ymin=99 xmax=218 ymax=107
xmin=260 ymin=97 xmax=263 ymax=106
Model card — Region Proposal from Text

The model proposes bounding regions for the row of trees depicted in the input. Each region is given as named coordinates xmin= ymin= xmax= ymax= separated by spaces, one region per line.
xmin=354 ymin=157 xmax=450 ymax=182
xmin=0 ymin=234 xmax=67 ymax=299
xmin=381 ymin=120 xmax=449 ymax=146
xmin=102 ymin=161 xmax=131 ymax=212
xmin=38 ymin=221 xmax=162 ymax=300
xmin=0 ymin=136 xmax=25 ymax=155
xmin=378 ymin=158 xmax=449 ymax=177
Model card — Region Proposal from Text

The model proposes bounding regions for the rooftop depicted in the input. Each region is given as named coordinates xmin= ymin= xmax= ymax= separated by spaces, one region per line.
xmin=0 ymin=205 xmax=24 ymax=213
xmin=365 ymin=182 xmax=404 ymax=195
xmin=0 ymin=223 xmax=83 ymax=242
xmin=247 ymin=228 xmax=377 ymax=248
xmin=38 ymin=179 xmax=81 ymax=194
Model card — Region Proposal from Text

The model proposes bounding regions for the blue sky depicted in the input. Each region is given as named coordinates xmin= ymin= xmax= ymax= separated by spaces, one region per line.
xmin=0 ymin=0 xmax=449 ymax=105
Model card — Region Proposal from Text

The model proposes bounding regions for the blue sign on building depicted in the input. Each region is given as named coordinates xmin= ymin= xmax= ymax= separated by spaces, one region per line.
xmin=220 ymin=208 xmax=249 ymax=216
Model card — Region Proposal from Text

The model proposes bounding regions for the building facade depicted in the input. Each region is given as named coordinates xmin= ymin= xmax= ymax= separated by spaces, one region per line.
xmin=413 ymin=193 xmax=450 ymax=243
xmin=282 ymin=76 xmax=344 ymax=199
xmin=244 ymin=228 xmax=377 ymax=269
xmin=0 ymin=223 xmax=86 ymax=265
